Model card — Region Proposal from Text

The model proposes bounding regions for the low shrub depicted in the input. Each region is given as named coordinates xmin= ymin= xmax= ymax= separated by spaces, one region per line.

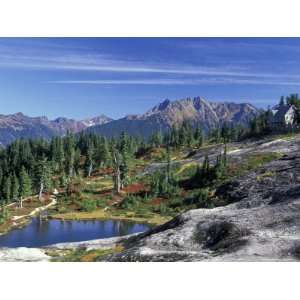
xmin=119 ymin=194 xmax=142 ymax=209
xmin=185 ymin=189 xmax=213 ymax=208
xmin=135 ymin=208 xmax=152 ymax=218
xmin=0 ymin=206 xmax=9 ymax=225
xmin=153 ymin=203 xmax=172 ymax=216
xmin=79 ymin=199 xmax=97 ymax=212
xmin=196 ymin=189 xmax=213 ymax=208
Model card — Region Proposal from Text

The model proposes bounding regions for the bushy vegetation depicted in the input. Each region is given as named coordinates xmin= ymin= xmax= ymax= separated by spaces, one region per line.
xmin=184 ymin=188 xmax=212 ymax=208
xmin=0 ymin=205 xmax=9 ymax=225
xmin=79 ymin=199 xmax=98 ymax=212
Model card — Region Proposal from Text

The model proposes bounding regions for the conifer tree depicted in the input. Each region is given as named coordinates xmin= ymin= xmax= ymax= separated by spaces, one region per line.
xmin=51 ymin=137 xmax=65 ymax=173
xmin=34 ymin=158 xmax=53 ymax=201
xmin=279 ymin=96 xmax=285 ymax=106
xmin=74 ymin=148 xmax=81 ymax=176
xmin=119 ymin=132 xmax=131 ymax=188
xmin=85 ymin=141 xmax=95 ymax=177
xmin=19 ymin=166 xmax=32 ymax=208
xmin=97 ymin=136 xmax=110 ymax=167
xmin=111 ymin=147 xmax=121 ymax=194
xmin=11 ymin=172 xmax=20 ymax=202
xmin=65 ymin=132 xmax=76 ymax=178
xmin=2 ymin=175 xmax=12 ymax=203
xmin=150 ymin=131 xmax=163 ymax=148
xmin=0 ymin=204 xmax=9 ymax=225
xmin=0 ymin=166 xmax=3 ymax=198
xmin=194 ymin=127 xmax=204 ymax=147
xmin=59 ymin=172 xmax=68 ymax=188
xmin=201 ymin=154 xmax=210 ymax=184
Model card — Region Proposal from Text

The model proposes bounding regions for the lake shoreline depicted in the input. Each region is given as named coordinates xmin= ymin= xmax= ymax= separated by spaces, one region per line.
xmin=49 ymin=208 xmax=170 ymax=226
xmin=0 ymin=216 xmax=153 ymax=248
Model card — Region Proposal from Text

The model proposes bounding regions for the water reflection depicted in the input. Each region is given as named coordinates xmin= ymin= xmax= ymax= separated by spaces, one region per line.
xmin=0 ymin=218 xmax=151 ymax=248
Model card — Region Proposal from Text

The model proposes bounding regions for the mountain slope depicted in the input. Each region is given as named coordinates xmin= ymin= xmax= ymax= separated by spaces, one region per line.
xmin=0 ymin=112 xmax=113 ymax=146
xmin=86 ymin=97 xmax=260 ymax=138
xmin=0 ymin=97 xmax=260 ymax=146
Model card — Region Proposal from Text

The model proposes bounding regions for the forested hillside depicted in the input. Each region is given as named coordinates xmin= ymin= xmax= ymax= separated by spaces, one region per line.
xmin=0 ymin=111 xmax=271 ymax=210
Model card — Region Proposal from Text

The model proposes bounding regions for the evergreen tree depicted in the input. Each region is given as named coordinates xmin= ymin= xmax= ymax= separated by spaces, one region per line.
xmin=2 ymin=175 xmax=12 ymax=203
xmin=0 ymin=166 xmax=3 ymax=199
xmin=120 ymin=154 xmax=129 ymax=189
xmin=65 ymin=132 xmax=76 ymax=178
xmin=0 ymin=204 xmax=9 ymax=225
xmin=119 ymin=132 xmax=131 ymax=188
xmin=96 ymin=136 xmax=110 ymax=167
xmin=85 ymin=141 xmax=95 ymax=177
xmin=201 ymin=154 xmax=210 ymax=184
xmin=111 ymin=146 xmax=121 ymax=194
xmin=51 ymin=137 xmax=65 ymax=173
xmin=59 ymin=172 xmax=68 ymax=188
xmin=150 ymin=131 xmax=163 ymax=148
xmin=194 ymin=127 xmax=204 ymax=147
xmin=11 ymin=172 xmax=20 ymax=202
xmin=286 ymin=93 xmax=300 ymax=107
xmin=19 ymin=166 xmax=32 ymax=208
xmin=221 ymin=124 xmax=230 ymax=143
xmin=211 ymin=127 xmax=221 ymax=143
xmin=34 ymin=158 xmax=53 ymax=201
xmin=74 ymin=148 xmax=81 ymax=176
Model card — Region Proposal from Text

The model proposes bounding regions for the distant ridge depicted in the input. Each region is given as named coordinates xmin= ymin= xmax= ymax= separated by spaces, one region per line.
xmin=0 ymin=97 xmax=260 ymax=146
xmin=0 ymin=112 xmax=113 ymax=146
xmin=85 ymin=97 xmax=260 ymax=138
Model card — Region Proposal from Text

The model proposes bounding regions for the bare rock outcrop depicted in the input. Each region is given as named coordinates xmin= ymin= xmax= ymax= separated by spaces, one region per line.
xmin=104 ymin=150 xmax=300 ymax=262
xmin=0 ymin=247 xmax=50 ymax=262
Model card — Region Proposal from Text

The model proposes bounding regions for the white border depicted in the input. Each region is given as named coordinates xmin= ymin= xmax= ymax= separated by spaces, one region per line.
xmin=0 ymin=0 xmax=299 ymax=299
xmin=0 ymin=263 xmax=299 ymax=299
xmin=0 ymin=0 xmax=299 ymax=36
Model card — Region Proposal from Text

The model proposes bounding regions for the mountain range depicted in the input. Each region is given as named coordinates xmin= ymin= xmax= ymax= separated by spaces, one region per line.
xmin=0 ymin=113 xmax=112 ymax=146
xmin=0 ymin=97 xmax=260 ymax=146
xmin=86 ymin=97 xmax=260 ymax=138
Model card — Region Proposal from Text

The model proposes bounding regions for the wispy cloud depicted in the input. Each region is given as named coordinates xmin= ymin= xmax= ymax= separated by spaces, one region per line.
xmin=0 ymin=39 xmax=285 ymax=78
xmin=49 ymin=79 xmax=189 ymax=85
xmin=3 ymin=50 xmax=300 ymax=82
xmin=2 ymin=38 xmax=300 ymax=85
xmin=0 ymin=50 xmax=248 ymax=76
xmin=48 ymin=77 xmax=300 ymax=86
xmin=175 ymin=38 xmax=300 ymax=52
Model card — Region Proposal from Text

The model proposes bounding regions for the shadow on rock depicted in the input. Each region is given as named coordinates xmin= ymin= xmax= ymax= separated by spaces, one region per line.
xmin=195 ymin=221 xmax=250 ymax=254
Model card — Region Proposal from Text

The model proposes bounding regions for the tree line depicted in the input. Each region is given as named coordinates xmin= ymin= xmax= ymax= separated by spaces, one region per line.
xmin=0 ymin=118 xmax=260 ymax=206
xmin=0 ymin=132 xmax=137 ymax=205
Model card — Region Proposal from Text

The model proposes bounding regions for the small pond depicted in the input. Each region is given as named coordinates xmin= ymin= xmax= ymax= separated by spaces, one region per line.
xmin=0 ymin=218 xmax=151 ymax=248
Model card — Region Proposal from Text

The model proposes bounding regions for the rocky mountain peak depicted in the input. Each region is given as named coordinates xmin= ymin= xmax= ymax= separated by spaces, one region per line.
xmin=86 ymin=96 xmax=261 ymax=139
xmin=81 ymin=115 xmax=113 ymax=127
xmin=157 ymin=99 xmax=171 ymax=111
xmin=0 ymin=112 xmax=113 ymax=146
xmin=13 ymin=112 xmax=25 ymax=117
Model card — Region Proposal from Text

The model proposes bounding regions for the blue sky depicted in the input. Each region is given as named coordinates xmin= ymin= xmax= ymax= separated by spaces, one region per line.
xmin=0 ymin=37 xmax=300 ymax=120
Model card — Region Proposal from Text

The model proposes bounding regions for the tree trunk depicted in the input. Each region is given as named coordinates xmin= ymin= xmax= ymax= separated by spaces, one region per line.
xmin=88 ymin=162 xmax=93 ymax=177
xmin=69 ymin=166 xmax=73 ymax=178
xmin=113 ymin=152 xmax=121 ymax=194
xmin=115 ymin=167 xmax=121 ymax=194
xmin=39 ymin=182 xmax=44 ymax=202
xmin=19 ymin=197 xmax=23 ymax=209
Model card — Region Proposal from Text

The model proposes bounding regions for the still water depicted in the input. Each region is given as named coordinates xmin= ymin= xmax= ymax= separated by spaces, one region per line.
xmin=0 ymin=218 xmax=150 ymax=248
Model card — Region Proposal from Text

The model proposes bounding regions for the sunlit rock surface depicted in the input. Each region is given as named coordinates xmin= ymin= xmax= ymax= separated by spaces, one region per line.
xmin=0 ymin=247 xmax=50 ymax=262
